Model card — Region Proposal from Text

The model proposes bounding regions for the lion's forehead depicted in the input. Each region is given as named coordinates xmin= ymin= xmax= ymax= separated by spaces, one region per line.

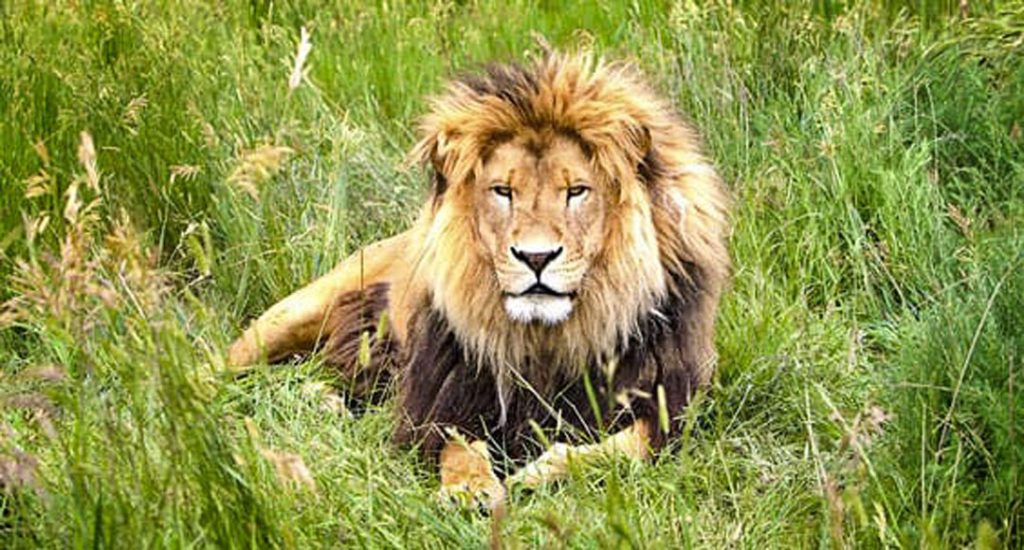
xmin=483 ymin=134 xmax=594 ymax=188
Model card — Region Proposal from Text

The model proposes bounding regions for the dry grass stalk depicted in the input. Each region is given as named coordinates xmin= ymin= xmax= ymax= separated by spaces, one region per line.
xmin=1 ymin=132 xmax=165 ymax=331
xmin=169 ymin=164 xmax=201 ymax=184
xmin=122 ymin=94 xmax=148 ymax=134
xmin=0 ymin=424 xmax=43 ymax=497
xmin=947 ymin=204 xmax=973 ymax=238
xmin=823 ymin=473 xmax=846 ymax=549
xmin=288 ymin=26 xmax=312 ymax=91
xmin=0 ymin=449 xmax=42 ymax=496
xmin=19 ymin=364 xmax=67 ymax=383
xmin=260 ymin=449 xmax=317 ymax=493
xmin=32 ymin=140 xmax=50 ymax=166
xmin=227 ymin=144 xmax=293 ymax=199
xmin=23 ymin=169 xmax=52 ymax=199
xmin=76 ymin=131 xmax=99 ymax=192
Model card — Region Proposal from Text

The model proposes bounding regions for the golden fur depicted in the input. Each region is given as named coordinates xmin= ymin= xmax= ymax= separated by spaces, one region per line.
xmin=227 ymin=50 xmax=730 ymax=506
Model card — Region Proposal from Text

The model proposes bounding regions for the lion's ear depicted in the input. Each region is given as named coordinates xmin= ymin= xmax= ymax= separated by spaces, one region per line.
xmin=636 ymin=126 xmax=664 ymax=186
xmin=410 ymin=130 xmax=452 ymax=200
xmin=430 ymin=132 xmax=450 ymax=198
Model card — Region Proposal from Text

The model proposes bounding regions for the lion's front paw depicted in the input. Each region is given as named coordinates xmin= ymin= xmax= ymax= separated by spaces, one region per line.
xmin=436 ymin=474 xmax=507 ymax=512
xmin=506 ymin=442 xmax=574 ymax=489
xmin=438 ymin=439 xmax=506 ymax=512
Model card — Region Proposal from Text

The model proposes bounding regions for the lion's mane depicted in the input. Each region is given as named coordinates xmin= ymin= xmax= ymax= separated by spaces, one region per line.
xmin=328 ymin=52 xmax=730 ymax=460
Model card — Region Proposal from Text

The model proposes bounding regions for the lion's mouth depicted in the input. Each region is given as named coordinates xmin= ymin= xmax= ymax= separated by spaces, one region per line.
xmin=512 ymin=283 xmax=577 ymax=299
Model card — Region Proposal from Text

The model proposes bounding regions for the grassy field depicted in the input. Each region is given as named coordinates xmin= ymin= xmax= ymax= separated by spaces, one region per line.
xmin=2 ymin=1 xmax=1022 ymax=547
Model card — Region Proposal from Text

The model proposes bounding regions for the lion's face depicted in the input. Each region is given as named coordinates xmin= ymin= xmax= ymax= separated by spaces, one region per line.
xmin=472 ymin=132 xmax=607 ymax=325
xmin=406 ymin=53 xmax=729 ymax=374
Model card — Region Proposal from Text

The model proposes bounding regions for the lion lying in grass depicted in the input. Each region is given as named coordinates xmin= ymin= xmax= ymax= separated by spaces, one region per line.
xmin=227 ymin=51 xmax=730 ymax=510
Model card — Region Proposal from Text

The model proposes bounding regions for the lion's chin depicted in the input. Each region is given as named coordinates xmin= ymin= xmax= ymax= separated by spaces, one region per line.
xmin=503 ymin=295 xmax=574 ymax=325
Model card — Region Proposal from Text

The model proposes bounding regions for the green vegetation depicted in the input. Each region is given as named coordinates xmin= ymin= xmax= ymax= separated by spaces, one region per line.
xmin=2 ymin=1 xmax=1022 ymax=547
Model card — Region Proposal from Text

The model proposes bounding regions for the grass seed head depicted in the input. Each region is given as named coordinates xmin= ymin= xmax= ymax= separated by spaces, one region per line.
xmin=227 ymin=144 xmax=294 ymax=200
xmin=260 ymin=448 xmax=317 ymax=493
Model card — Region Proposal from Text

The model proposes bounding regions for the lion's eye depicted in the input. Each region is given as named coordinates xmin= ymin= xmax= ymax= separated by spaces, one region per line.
xmin=566 ymin=185 xmax=590 ymax=201
xmin=491 ymin=185 xmax=513 ymax=199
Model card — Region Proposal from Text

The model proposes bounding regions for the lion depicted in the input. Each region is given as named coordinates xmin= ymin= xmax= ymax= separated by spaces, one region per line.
xmin=227 ymin=51 xmax=730 ymax=510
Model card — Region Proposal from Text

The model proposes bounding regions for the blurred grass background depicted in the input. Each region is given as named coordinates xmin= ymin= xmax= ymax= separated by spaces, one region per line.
xmin=1 ymin=0 xmax=1022 ymax=547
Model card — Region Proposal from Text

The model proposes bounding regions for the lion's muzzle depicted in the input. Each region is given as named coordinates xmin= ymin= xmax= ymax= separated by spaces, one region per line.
xmin=501 ymin=244 xmax=579 ymax=325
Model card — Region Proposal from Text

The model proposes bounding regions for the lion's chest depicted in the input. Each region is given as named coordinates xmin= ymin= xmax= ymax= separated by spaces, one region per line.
xmin=392 ymin=304 xmax=670 ymax=459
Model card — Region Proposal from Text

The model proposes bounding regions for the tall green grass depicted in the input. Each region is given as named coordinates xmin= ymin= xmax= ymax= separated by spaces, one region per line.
xmin=1 ymin=1 xmax=1021 ymax=547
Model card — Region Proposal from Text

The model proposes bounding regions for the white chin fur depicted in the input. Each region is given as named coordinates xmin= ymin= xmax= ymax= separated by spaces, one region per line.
xmin=503 ymin=295 xmax=573 ymax=325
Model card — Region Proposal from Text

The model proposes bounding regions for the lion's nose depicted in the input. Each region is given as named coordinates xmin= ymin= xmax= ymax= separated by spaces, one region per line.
xmin=510 ymin=246 xmax=563 ymax=275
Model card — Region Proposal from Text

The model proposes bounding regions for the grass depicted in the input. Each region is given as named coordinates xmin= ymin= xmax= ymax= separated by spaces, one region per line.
xmin=1 ymin=0 xmax=1022 ymax=547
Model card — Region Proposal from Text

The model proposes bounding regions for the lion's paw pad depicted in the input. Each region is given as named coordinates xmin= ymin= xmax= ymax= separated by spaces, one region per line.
xmin=436 ymin=480 xmax=506 ymax=513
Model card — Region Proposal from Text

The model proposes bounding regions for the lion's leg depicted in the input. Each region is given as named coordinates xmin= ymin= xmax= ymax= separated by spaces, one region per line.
xmin=506 ymin=420 xmax=651 ymax=489
xmin=227 ymin=232 xmax=411 ymax=368
xmin=437 ymin=437 xmax=506 ymax=511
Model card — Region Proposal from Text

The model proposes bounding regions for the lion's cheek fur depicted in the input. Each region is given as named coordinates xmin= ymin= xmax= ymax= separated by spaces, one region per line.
xmin=416 ymin=189 xmax=669 ymax=382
